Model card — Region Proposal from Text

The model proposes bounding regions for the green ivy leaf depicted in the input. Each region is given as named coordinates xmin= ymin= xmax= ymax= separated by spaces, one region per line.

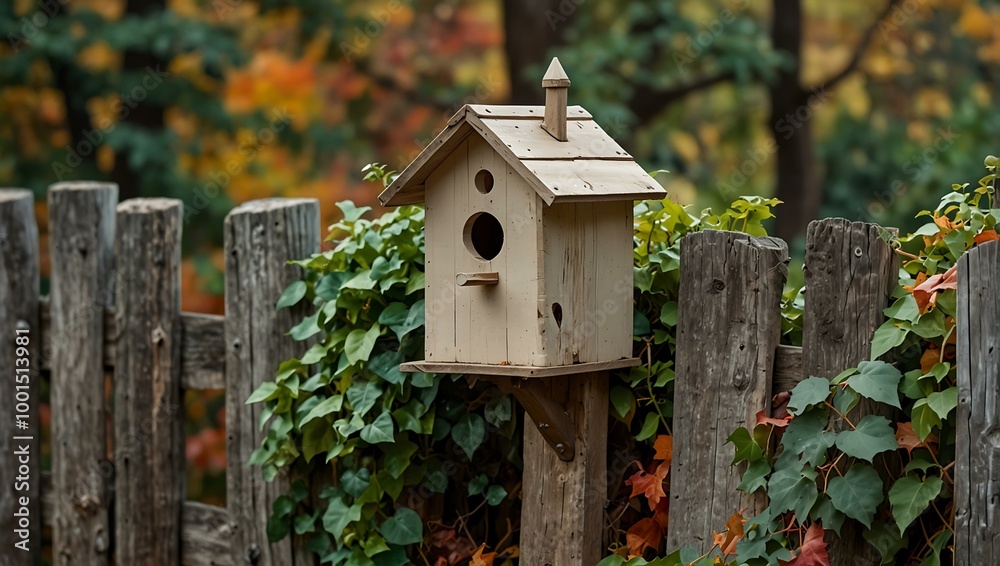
xmin=452 ymin=413 xmax=485 ymax=460
xmin=382 ymin=438 xmax=417 ymax=479
xmin=289 ymin=310 xmax=321 ymax=341
xmin=468 ymin=474 xmax=488 ymax=496
xmin=247 ymin=382 xmax=280 ymax=404
xmin=315 ymin=271 xmax=351 ymax=301
xmin=346 ymin=380 xmax=382 ymax=417
xmin=322 ymin=497 xmax=362 ymax=548
xmin=871 ymin=320 xmax=908 ymax=359
xmin=610 ymin=386 xmax=634 ymax=420
xmin=485 ymin=485 xmax=507 ymax=505
xmin=484 ymin=396 xmax=512 ymax=427
xmin=863 ymin=521 xmax=907 ymax=565
xmin=300 ymin=395 xmax=343 ymax=426
xmin=782 ymin=409 xmax=836 ymax=467
xmin=911 ymin=399 xmax=942 ymax=441
xmin=636 ymin=412 xmax=659 ymax=441
xmin=360 ymin=412 xmax=395 ymax=444
xmin=888 ymin=475 xmax=943 ymax=535
xmin=767 ymin=464 xmax=819 ymax=523
xmin=925 ymin=387 xmax=958 ymax=420
xmin=737 ymin=460 xmax=771 ymax=494
xmin=345 ymin=324 xmax=381 ymax=365
xmin=846 ymin=361 xmax=902 ymax=409
xmin=826 ymin=464 xmax=884 ymax=528
xmin=341 ymin=468 xmax=370 ymax=498
xmin=835 ymin=415 xmax=897 ymax=462
xmin=727 ymin=426 xmax=764 ymax=465
xmin=809 ymin=495 xmax=845 ymax=534
xmin=380 ymin=507 xmax=423 ymax=545
xmin=787 ymin=376 xmax=832 ymax=415
xmin=276 ymin=280 xmax=307 ymax=310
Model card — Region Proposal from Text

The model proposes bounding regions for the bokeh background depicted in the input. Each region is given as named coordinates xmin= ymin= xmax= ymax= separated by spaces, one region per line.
xmin=3 ymin=0 xmax=999 ymax=504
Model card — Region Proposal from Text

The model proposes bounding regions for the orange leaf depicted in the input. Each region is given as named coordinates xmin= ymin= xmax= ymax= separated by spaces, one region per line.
xmin=909 ymin=265 xmax=958 ymax=313
xmin=652 ymin=497 xmax=670 ymax=530
xmin=626 ymin=518 xmax=663 ymax=557
xmin=654 ymin=435 xmax=673 ymax=463
xmin=625 ymin=461 xmax=669 ymax=507
xmin=897 ymin=421 xmax=937 ymax=454
xmin=470 ymin=544 xmax=496 ymax=566
xmin=716 ymin=512 xmax=746 ymax=555
xmin=919 ymin=346 xmax=940 ymax=374
xmin=779 ymin=524 xmax=829 ymax=566
xmin=756 ymin=410 xmax=792 ymax=428
xmin=975 ymin=230 xmax=1000 ymax=245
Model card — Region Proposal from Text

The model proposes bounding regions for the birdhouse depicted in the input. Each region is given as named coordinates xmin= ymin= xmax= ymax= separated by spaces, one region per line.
xmin=379 ymin=58 xmax=666 ymax=376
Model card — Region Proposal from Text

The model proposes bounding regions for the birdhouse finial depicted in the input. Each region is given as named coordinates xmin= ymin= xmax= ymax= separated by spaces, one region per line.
xmin=541 ymin=57 xmax=570 ymax=142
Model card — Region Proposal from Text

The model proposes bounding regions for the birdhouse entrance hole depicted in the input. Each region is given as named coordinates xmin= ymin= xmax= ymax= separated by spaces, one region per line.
xmin=463 ymin=212 xmax=504 ymax=261
xmin=474 ymin=169 xmax=494 ymax=194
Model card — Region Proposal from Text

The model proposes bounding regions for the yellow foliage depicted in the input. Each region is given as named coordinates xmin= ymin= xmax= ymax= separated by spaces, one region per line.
xmin=914 ymin=87 xmax=952 ymax=118
xmin=77 ymin=42 xmax=119 ymax=71
xmin=669 ymin=131 xmax=700 ymax=163
xmin=957 ymin=3 xmax=993 ymax=40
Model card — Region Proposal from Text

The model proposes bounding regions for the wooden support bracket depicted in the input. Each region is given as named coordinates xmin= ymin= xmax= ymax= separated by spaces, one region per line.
xmin=484 ymin=376 xmax=576 ymax=461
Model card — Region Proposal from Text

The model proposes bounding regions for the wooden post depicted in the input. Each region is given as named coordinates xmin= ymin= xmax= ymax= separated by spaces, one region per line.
xmin=666 ymin=231 xmax=788 ymax=552
xmin=0 ymin=190 xmax=41 ymax=565
xmin=114 ymin=198 xmax=184 ymax=564
xmin=48 ymin=182 xmax=117 ymax=564
xmin=955 ymin=240 xmax=1000 ymax=565
xmin=520 ymin=372 xmax=608 ymax=566
xmin=225 ymin=199 xmax=319 ymax=566
xmin=801 ymin=218 xmax=895 ymax=565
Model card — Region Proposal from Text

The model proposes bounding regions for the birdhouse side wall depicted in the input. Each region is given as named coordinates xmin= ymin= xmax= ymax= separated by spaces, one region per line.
xmin=538 ymin=200 xmax=633 ymax=365
xmin=422 ymin=134 xmax=541 ymax=365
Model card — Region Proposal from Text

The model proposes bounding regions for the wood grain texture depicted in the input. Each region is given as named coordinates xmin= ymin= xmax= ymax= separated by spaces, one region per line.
xmin=113 ymin=198 xmax=185 ymax=564
xmin=520 ymin=371 xmax=608 ymax=565
xmin=225 ymin=198 xmax=319 ymax=566
xmin=47 ymin=182 xmax=117 ymax=564
xmin=39 ymin=301 xmax=226 ymax=389
xmin=772 ymin=344 xmax=804 ymax=392
xmin=38 ymin=471 xmax=235 ymax=566
xmin=666 ymin=231 xmax=788 ymax=553
xmin=801 ymin=218 xmax=895 ymax=565
xmin=0 ymin=189 xmax=41 ymax=565
xmin=401 ymin=358 xmax=639 ymax=377
xmin=466 ymin=104 xmax=591 ymax=120
xmin=955 ymin=240 xmax=1000 ymax=565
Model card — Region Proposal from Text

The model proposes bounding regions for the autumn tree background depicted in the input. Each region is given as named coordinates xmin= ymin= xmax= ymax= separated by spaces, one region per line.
xmin=3 ymin=0 xmax=1000 ymax=503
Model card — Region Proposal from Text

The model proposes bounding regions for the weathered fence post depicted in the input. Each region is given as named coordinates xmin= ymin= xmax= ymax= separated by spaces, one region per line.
xmin=801 ymin=218 xmax=895 ymax=564
xmin=225 ymin=199 xmax=320 ymax=566
xmin=48 ymin=182 xmax=117 ymax=564
xmin=666 ymin=231 xmax=788 ymax=552
xmin=955 ymin=240 xmax=1000 ymax=565
xmin=0 ymin=190 xmax=41 ymax=565
xmin=114 ymin=198 xmax=184 ymax=564
xmin=520 ymin=372 xmax=609 ymax=565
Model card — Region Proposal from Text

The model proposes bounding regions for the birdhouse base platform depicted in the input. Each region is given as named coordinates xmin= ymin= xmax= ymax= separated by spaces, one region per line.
xmin=399 ymin=358 xmax=639 ymax=378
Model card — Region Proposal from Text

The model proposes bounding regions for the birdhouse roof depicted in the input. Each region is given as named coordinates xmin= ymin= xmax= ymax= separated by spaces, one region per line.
xmin=378 ymin=104 xmax=668 ymax=206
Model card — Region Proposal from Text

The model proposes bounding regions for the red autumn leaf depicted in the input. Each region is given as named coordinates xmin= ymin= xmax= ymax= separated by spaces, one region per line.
xmin=896 ymin=421 xmax=937 ymax=454
xmin=974 ymin=230 xmax=999 ymax=245
xmin=654 ymin=435 xmax=673 ymax=463
xmin=626 ymin=518 xmax=663 ymax=557
xmin=909 ymin=264 xmax=958 ymax=313
xmin=779 ymin=524 xmax=830 ymax=566
xmin=625 ymin=460 xmax=669 ymax=507
xmin=756 ymin=410 xmax=792 ymax=428
xmin=652 ymin=496 xmax=670 ymax=530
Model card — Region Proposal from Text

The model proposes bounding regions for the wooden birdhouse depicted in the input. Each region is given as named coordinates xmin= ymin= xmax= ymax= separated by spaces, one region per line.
xmin=379 ymin=58 xmax=666 ymax=376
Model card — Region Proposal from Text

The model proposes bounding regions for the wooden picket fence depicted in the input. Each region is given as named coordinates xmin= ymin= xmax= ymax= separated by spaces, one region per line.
xmin=0 ymin=182 xmax=997 ymax=565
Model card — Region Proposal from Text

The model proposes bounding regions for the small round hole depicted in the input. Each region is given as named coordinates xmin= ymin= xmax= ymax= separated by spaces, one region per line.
xmin=474 ymin=169 xmax=494 ymax=194
xmin=463 ymin=212 xmax=504 ymax=260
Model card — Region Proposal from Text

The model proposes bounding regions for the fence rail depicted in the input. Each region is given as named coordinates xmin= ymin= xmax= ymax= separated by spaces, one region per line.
xmin=1 ymin=183 xmax=996 ymax=565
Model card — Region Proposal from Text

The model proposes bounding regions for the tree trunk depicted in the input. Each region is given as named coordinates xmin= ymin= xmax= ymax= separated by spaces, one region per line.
xmin=110 ymin=0 xmax=167 ymax=201
xmin=502 ymin=0 xmax=572 ymax=104
xmin=769 ymin=0 xmax=820 ymax=242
